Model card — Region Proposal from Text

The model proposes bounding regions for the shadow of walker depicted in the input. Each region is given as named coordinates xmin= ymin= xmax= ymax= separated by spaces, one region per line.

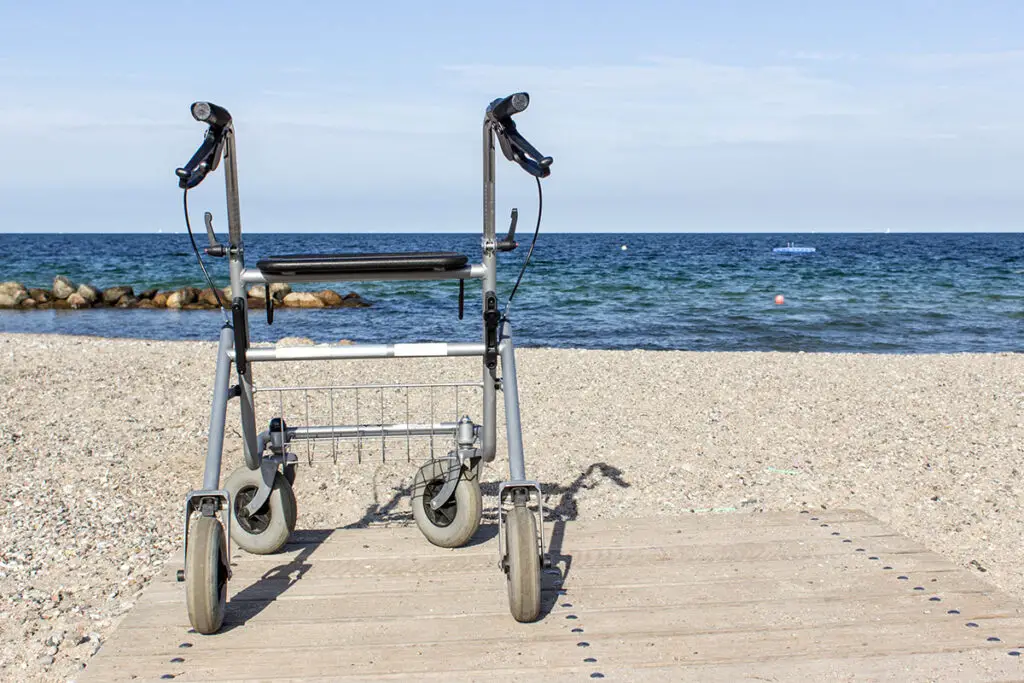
xmin=219 ymin=529 xmax=327 ymax=630
xmin=222 ymin=462 xmax=630 ymax=625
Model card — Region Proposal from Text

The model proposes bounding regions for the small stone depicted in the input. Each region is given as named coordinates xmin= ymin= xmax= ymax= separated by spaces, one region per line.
xmin=76 ymin=284 xmax=101 ymax=304
xmin=198 ymin=288 xmax=222 ymax=307
xmin=282 ymin=292 xmax=325 ymax=308
xmin=52 ymin=275 xmax=75 ymax=299
xmin=36 ymin=655 xmax=54 ymax=666
xmin=269 ymin=282 xmax=291 ymax=301
xmin=0 ymin=290 xmax=28 ymax=308
xmin=115 ymin=295 xmax=138 ymax=308
xmin=19 ymin=297 xmax=37 ymax=308
xmin=137 ymin=299 xmax=157 ymax=309
xmin=166 ymin=287 xmax=198 ymax=309
xmin=67 ymin=293 xmax=90 ymax=309
xmin=248 ymin=285 xmax=267 ymax=299
xmin=0 ymin=281 xmax=29 ymax=307
xmin=102 ymin=286 xmax=134 ymax=305
xmin=138 ymin=288 xmax=158 ymax=300
xmin=153 ymin=292 xmax=169 ymax=307
xmin=317 ymin=290 xmax=343 ymax=306
xmin=340 ymin=292 xmax=370 ymax=308
xmin=46 ymin=629 xmax=64 ymax=647
xmin=28 ymin=288 xmax=51 ymax=303
xmin=0 ymin=281 xmax=27 ymax=296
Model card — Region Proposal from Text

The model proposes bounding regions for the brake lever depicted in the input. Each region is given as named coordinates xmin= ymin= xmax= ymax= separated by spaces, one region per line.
xmin=497 ymin=208 xmax=519 ymax=251
xmin=203 ymin=212 xmax=227 ymax=257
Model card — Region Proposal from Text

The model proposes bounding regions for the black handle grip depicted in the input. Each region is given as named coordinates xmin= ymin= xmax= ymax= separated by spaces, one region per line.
xmin=191 ymin=101 xmax=232 ymax=128
xmin=488 ymin=92 xmax=529 ymax=120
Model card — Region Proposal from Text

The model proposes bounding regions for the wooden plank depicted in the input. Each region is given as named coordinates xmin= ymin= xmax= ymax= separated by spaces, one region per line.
xmin=142 ymin=548 xmax=957 ymax=604
xmin=140 ymin=564 xmax=973 ymax=610
xmin=266 ymin=516 xmax=905 ymax=558
xmin=208 ymin=535 xmax=929 ymax=573
xmin=118 ymin=577 xmax=1012 ymax=631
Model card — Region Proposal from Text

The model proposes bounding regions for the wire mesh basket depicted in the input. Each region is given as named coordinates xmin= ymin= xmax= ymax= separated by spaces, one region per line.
xmin=253 ymin=380 xmax=484 ymax=465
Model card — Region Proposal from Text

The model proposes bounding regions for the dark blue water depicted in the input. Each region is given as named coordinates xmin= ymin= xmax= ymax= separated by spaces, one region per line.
xmin=0 ymin=233 xmax=1020 ymax=353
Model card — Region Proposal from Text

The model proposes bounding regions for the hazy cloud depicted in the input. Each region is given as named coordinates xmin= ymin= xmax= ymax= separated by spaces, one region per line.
xmin=0 ymin=50 xmax=1021 ymax=231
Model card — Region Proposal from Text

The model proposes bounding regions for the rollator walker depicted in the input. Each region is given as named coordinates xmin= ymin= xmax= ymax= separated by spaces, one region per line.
xmin=173 ymin=94 xmax=553 ymax=634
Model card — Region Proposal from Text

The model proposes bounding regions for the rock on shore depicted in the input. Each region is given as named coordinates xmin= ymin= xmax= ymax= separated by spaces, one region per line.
xmin=0 ymin=277 xmax=369 ymax=311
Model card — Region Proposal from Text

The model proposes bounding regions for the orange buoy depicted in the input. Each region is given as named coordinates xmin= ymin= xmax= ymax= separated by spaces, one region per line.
xmin=775 ymin=294 xmax=785 ymax=305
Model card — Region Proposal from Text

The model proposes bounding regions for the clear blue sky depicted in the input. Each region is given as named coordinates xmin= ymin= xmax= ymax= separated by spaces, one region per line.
xmin=1 ymin=1 xmax=1021 ymax=233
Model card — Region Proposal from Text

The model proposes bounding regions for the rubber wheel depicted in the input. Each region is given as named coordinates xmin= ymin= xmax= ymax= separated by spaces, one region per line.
xmin=283 ymin=463 xmax=297 ymax=487
xmin=505 ymin=505 xmax=541 ymax=622
xmin=224 ymin=467 xmax=293 ymax=554
xmin=185 ymin=515 xmax=227 ymax=635
xmin=411 ymin=459 xmax=481 ymax=548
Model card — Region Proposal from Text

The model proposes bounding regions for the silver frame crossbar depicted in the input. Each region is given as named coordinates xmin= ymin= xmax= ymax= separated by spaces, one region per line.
xmin=231 ymin=342 xmax=487 ymax=363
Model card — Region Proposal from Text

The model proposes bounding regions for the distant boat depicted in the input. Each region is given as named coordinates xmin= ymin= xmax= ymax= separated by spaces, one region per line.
xmin=772 ymin=242 xmax=816 ymax=254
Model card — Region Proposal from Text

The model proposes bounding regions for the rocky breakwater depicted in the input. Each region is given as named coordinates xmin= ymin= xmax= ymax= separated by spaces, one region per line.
xmin=0 ymin=278 xmax=370 ymax=311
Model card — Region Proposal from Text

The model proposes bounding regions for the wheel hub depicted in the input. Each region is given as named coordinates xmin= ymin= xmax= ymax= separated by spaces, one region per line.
xmin=422 ymin=480 xmax=458 ymax=528
xmin=234 ymin=485 xmax=272 ymax=534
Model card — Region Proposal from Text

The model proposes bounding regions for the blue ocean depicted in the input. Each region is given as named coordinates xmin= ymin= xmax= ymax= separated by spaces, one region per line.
xmin=0 ymin=232 xmax=1020 ymax=353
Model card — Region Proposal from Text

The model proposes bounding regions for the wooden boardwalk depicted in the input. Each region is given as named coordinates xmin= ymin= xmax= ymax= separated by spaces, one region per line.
xmin=83 ymin=510 xmax=1024 ymax=681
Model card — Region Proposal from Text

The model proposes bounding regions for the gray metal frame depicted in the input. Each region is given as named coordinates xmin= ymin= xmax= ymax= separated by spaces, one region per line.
xmin=182 ymin=107 xmax=543 ymax=570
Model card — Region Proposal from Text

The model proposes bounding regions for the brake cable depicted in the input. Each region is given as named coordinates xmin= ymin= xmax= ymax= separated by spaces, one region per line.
xmin=182 ymin=189 xmax=229 ymax=322
xmin=502 ymin=176 xmax=543 ymax=319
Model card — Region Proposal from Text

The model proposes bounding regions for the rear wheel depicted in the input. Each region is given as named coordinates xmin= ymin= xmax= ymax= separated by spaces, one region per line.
xmin=411 ymin=459 xmax=481 ymax=548
xmin=185 ymin=515 xmax=227 ymax=635
xmin=224 ymin=467 xmax=293 ymax=554
xmin=505 ymin=504 xmax=541 ymax=622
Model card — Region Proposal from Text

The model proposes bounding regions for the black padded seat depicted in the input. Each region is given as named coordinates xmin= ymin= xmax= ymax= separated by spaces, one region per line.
xmin=257 ymin=251 xmax=469 ymax=277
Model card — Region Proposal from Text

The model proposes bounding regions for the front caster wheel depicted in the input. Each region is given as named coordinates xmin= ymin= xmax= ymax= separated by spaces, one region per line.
xmin=505 ymin=505 xmax=541 ymax=622
xmin=224 ymin=467 xmax=294 ymax=555
xmin=411 ymin=459 xmax=481 ymax=548
xmin=185 ymin=515 xmax=228 ymax=634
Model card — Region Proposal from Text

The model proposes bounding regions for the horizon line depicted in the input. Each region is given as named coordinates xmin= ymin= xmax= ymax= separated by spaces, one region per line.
xmin=1 ymin=230 xmax=1021 ymax=236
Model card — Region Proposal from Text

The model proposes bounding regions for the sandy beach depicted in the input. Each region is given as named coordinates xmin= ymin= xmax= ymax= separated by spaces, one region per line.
xmin=0 ymin=332 xmax=1021 ymax=681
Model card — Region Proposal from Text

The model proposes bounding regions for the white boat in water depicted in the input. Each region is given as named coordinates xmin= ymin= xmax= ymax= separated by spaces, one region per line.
xmin=772 ymin=242 xmax=816 ymax=254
